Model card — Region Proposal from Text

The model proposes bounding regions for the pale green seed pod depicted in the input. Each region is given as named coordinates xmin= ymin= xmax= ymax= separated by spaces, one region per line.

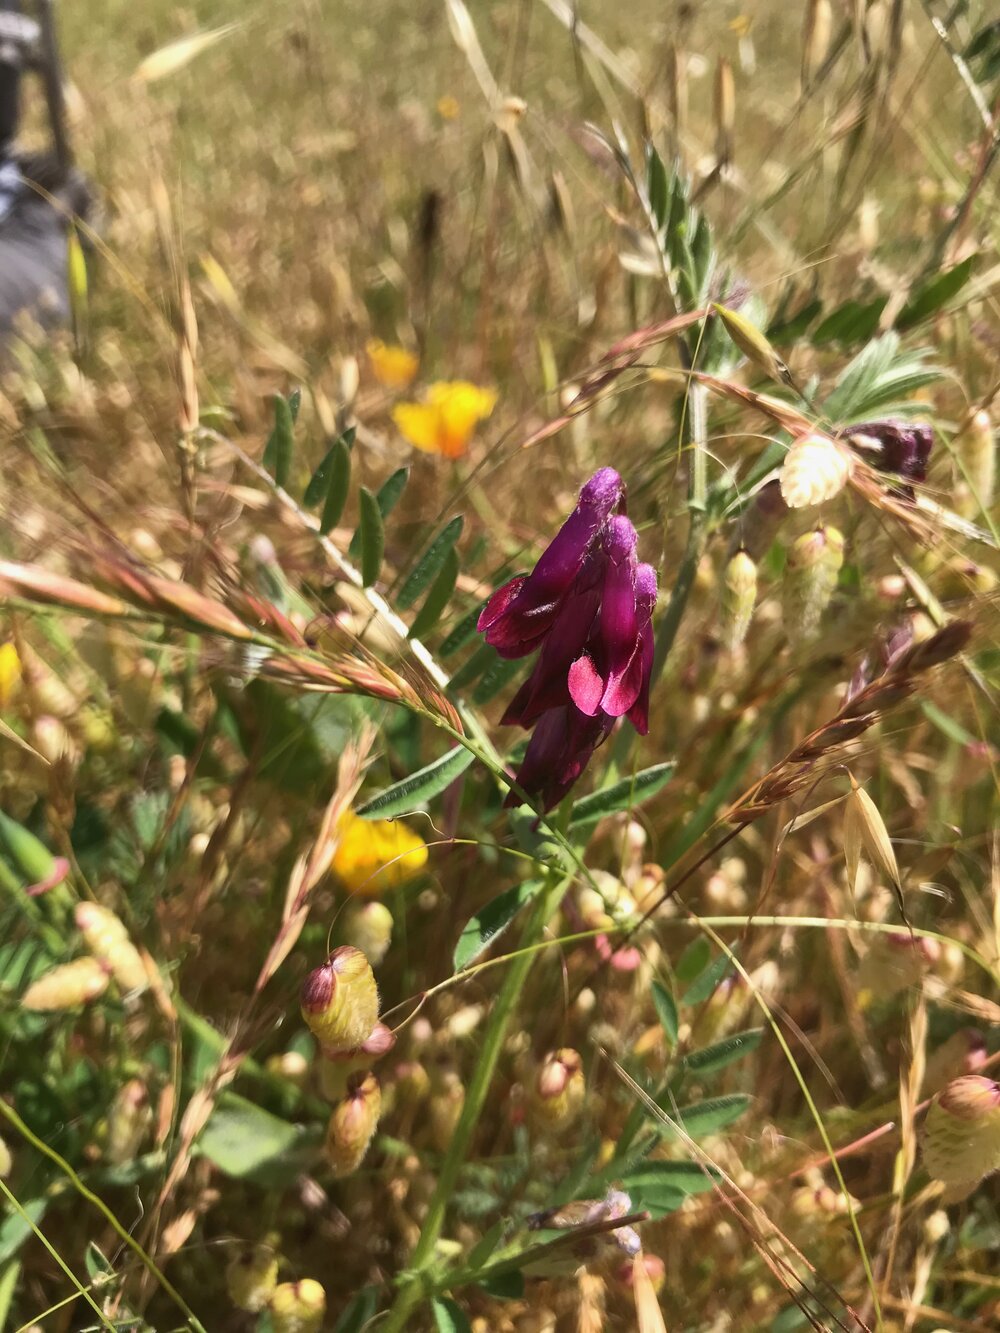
xmin=721 ymin=550 xmax=758 ymax=652
xmin=339 ymin=900 xmax=393 ymax=966
xmin=106 ymin=1078 xmax=153 ymax=1165
xmin=922 ymin=1075 xmax=1000 ymax=1192
xmin=0 ymin=1136 xmax=11 ymax=1178
xmin=531 ymin=1049 xmax=586 ymax=1131
xmin=783 ymin=525 xmax=844 ymax=639
xmin=75 ymin=902 xmax=147 ymax=994
xmin=318 ymin=1022 xmax=396 ymax=1101
xmin=300 ymin=947 xmax=379 ymax=1054
xmin=956 ymin=409 xmax=995 ymax=517
xmin=269 ymin=1279 xmax=326 ymax=1333
xmin=779 ymin=433 xmax=851 ymax=509
xmin=22 ymin=957 xmax=109 ymax=1011
xmin=226 ymin=1242 xmax=280 ymax=1313
xmin=324 ymin=1071 xmax=382 ymax=1177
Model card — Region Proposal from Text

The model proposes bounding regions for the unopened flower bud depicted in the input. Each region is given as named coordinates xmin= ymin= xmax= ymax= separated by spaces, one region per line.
xmin=75 ymin=902 xmax=147 ymax=994
xmin=325 ymin=1072 xmax=381 ymax=1177
xmin=226 ymin=1241 xmax=279 ymax=1313
xmin=339 ymin=901 xmax=393 ymax=966
xmin=532 ymin=1049 xmax=585 ymax=1130
xmin=318 ymin=1023 xmax=396 ymax=1100
xmin=955 ymin=409 xmax=995 ymax=517
xmin=300 ymin=947 xmax=379 ymax=1054
xmin=22 ymin=956 xmax=109 ymax=1011
xmin=780 ymin=433 xmax=852 ymax=509
xmin=783 ymin=525 xmax=844 ymax=639
xmin=721 ymin=550 xmax=757 ymax=652
xmin=106 ymin=1078 xmax=152 ymax=1164
xmin=922 ymin=1075 xmax=1000 ymax=1191
xmin=269 ymin=1278 xmax=326 ymax=1333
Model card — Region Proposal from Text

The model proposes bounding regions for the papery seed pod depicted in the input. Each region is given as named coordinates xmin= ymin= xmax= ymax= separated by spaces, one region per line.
xmin=429 ymin=1069 xmax=465 ymax=1153
xmin=779 ymin=434 xmax=852 ymax=509
xmin=339 ymin=900 xmax=393 ymax=966
xmin=324 ymin=1071 xmax=381 ymax=1177
xmin=22 ymin=957 xmax=109 ymax=1011
xmin=0 ymin=1136 xmax=11 ymax=1178
xmin=393 ymin=1060 xmax=430 ymax=1106
xmin=318 ymin=1023 xmax=396 ymax=1100
xmin=226 ymin=1242 xmax=279 ymax=1313
xmin=75 ymin=902 xmax=147 ymax=994
xmin=269 ymin=1278 xmax=326 ymax=1333
xmin=106 ymin=1078 xmax=153 ymax=1164
xmin=783 ymin=525 xmax=844 ymax=639
xmin=721 ymin=550 xmax=757 ymax=652
xmin=955 ymin=409 xmax=995 ymax=516
xmin=300 ymin=947 xmax=379 ymax=1054
xmin=922 ymin=1075 xmax=1000 ymax=1191
xmin=532 ymin=1049 xmax=586 ymax=1131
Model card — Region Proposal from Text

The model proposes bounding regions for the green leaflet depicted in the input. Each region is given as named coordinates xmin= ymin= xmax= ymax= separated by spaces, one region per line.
xmin=453 ymin=880 xmax=542 ymax=971
xmin=409 ymin=547 xmax=460 ymax=640
xmin=398 ymin=515 xmax=464 ymax=610
xmin=261 ymin=389 xmax=299 ymax=488
xmin=356 ymin=486 xmax=385 ymax=587
xmin=568 ymin=762 xmax=676 ymax=831
xmin=357 ymin=744 xmax=475 ymax=819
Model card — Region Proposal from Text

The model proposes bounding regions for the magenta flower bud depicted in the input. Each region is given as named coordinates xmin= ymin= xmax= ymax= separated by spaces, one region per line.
xmin=300 ymin=947 xmax=378 ymax=1054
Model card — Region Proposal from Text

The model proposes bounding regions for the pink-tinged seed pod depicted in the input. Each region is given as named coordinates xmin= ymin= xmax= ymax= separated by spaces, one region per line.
xmin=318 ymin=1023 xmax=396 ymax=1101
xmin=339 ymin=900 xmax=393 ymax=966
xmin=75 ymin=902 xmax=147 ymax=994
xmin=269 ymin=1278 xmax=326 ymax=1333
xmin=226 ymin=1242 xmax=279 ymax=1313
xmin=300 ymin=947 xmax=379 ymax=1054
xmin=783 ymin=525 xmax=844 ymax=640
xmin=106 ymin=1078 xmax=152 ymax=1165
xmin=721 ymin=550 xmax=757 ymax=652
xmin=532 ymin=1049 xmax=585 ymax=1130
xmin=22 ymin=957 xmax=109 ymax=1011
xmin=922 ymin=1075 xmax=1000 ymax=1191
xmin=324 ymin=1071 xmax=382 ymax=1177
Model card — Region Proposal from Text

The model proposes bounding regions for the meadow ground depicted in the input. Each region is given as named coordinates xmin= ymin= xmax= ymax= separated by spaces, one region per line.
xmin=1 ymin=0 xmax=999 ymax=1330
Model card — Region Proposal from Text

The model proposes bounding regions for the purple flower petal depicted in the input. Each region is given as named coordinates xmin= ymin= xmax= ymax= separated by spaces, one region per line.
xmin=848 ymin=420 xmax=934 ymax=485
xmin=624 ymin=563 xmax=657 ymax=735
xmin=478 ymin=468 xmax=624 ymax=658
xmin=508 ymin=705 xmax=614 ymax=811
xmin=594 ymin=516 xmax=640 ymax=717
xmin=567 ymin=653 xmax=604 ymax=716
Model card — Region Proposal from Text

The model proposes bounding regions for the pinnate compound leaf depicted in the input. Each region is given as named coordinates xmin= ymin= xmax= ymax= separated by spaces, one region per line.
xmin=454 ymin=880 xmax=541 ymax=971
xmin=262 ymin=390 xmax=299 ymax=488
xmin=685 ymin=1028 xmax=763 ymax=1076
xmin=356 ymin=486 xmax=385 ymax=587
xmin=348 ymin=467 xmax=409 ymax=558
xmin=357 ymin=744 xmax=474 ymax=819
xmin=398 ymin=515 xmax=464 ymax=610
xmin=409 ymin=547 xmax=460 ymax=640
xmin=568 ymin=762 xmax=675 ymax=831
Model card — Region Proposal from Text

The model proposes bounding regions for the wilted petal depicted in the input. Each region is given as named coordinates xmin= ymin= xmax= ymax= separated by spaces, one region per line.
xmin=479 ymin=468 xmax=624 ymax=658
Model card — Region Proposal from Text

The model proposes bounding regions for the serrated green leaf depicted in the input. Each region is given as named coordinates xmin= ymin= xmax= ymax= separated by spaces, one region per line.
xmin=356 ymin=486 xmax=385 ymax=587
xmin=685 ymin=1028 xmax=763 ymax=1075
xmin=262 ymin=391 xmax=297 ymax=489
xmin=440 ymin=600 xmax=489 ymax=658
xmin=348 ymin=467 xmax=409 ymax=557
xmin=897 ymin=256 xmax=975 ymax=331
xmin=357 ymin=744 xmax=475 ymax=819
xmin=680 ymin=949 xmax=737 ymax=1007
xmin=409 ymin=547 xmax=460 ymax=640
xmin=319 ymin=439 xmax=352 ymax=534
xmin=432 ymin=1297 xmax=472 ymax=1333
xmin=398 ymin=515 xmax=464 ymax=610
xmin=654 ymin=1093 xmax=751 ymax=1138
xmin=454 ymin=879 xmax=541 ymax=971
xmin=471 ymin=653 xmax=523 ymax=705
xmin=569 ymin=762 xmax=676 ymax=831
xmin=651 ymin=980 xmax=679 ymax=1047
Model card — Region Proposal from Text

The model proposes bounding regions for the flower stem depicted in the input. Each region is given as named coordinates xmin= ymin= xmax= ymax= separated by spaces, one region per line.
xmin=380 ymin=874 xmax=567 ymax=1332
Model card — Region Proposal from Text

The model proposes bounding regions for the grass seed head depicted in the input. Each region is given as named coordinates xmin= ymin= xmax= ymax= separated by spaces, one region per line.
xmin=783 ymin=525 xmax=844 ymax=639
xmin=780 ymin=433 xmax=852 ymax=509
xmin=721 ymin=549 xmax=757 ymax=652
xmin=922 ymin=1076 xmax=1000 ymax=1191
xmin=75 ymin=902 xmax=148 ymax=994
xmin=324 ymin=1071 xmax=382 ymax=1177
xmin=300 ymin=946 xmax=379 ymax=1054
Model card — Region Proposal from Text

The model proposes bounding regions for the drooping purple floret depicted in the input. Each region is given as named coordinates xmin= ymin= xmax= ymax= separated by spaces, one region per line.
xmin=480 ymin=469 xmax=658 ymax=811
xmin=847 ymin=420 xmax=934 ymax=485
xmin=478 ymin=467 xmax=626 ymax=658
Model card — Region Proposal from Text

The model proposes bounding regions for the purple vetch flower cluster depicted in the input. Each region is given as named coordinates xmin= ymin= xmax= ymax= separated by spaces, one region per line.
xmin=477 ymin=468 xmax=657 ymax=811
xmin=847 ymin=419 xmax=934 ymax=487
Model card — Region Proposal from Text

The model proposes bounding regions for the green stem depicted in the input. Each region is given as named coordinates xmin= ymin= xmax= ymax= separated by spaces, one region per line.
xmin=381 ymin=874 xmax=567 ymax=1332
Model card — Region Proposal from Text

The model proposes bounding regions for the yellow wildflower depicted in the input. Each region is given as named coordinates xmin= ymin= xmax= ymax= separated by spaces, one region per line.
xmin=0 ymin=642 xmax=21 ymax=709
xmin=366 ymin=338 xmax=419 ymax=390
xmin=393 ymin=381 xmax=497 ymax=459
xmin=330 ymin=810 xmax=428 ymax=896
